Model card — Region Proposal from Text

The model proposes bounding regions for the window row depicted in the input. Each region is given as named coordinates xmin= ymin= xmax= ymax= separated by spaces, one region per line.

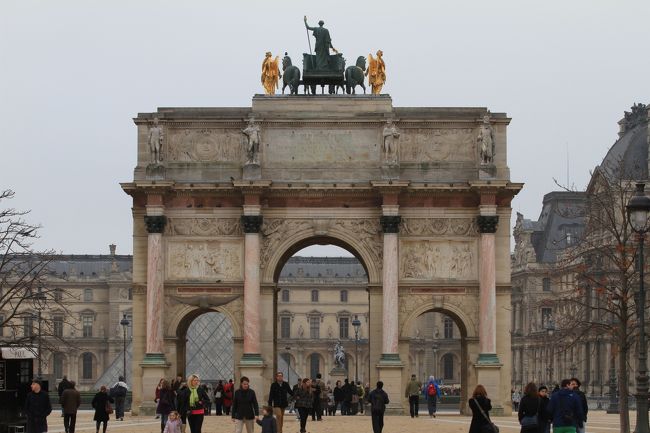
xmin=279 ymin=315 xmax=362 ymax=339
xmin=280 ymin=289 xmax=350 ymax=303
xmin=0 ymin=313 xmax=132 ymax=339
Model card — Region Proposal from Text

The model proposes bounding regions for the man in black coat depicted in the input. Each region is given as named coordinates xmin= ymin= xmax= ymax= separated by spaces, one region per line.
xmin=57 ymin=375 xmax=72 ymax=416
xmin=268 ymin=372 xmax=293 ymax=433
xmin=25 ymin=379 xmax=52 ymax=433
xmin=369 ymin=381 xmax=390 ymax=433
xmin=570 ymin=378 xmax=588 ymax=433
xmin=341 ymin=379 xmax=353 ymax=415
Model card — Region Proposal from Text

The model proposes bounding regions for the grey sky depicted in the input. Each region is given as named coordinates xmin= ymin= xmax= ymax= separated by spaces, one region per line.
xmin=1 ymin=1 xmax=649 ymax=256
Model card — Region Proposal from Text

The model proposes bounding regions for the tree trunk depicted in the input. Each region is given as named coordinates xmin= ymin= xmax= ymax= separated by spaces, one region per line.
xmin=619 ymin=340 xmax=631 ymax=433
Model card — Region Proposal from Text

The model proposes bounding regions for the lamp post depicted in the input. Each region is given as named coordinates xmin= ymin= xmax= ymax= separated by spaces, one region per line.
xmin=545 ymin=319 xmax=556 ymax=386
xmin=33 ymin=290 xmax=47 ymax=380
xmin=284 ymin=346 xmax=291 ymax=387
xmin=352 ymin=315 xmax=361 ymax=383
xmin=626 ymin=182 xmax=650 ymax=433
xmin=120 ymin=313 xmax=130 ymax=381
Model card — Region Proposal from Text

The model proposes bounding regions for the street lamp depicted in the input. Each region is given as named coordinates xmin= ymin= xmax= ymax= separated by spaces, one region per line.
xmin=626 ymin=182 xmax=650 ymax=433
xmin=284 ymin=346 xmax=291 ymax=387
xmin=33 ymin=290 xmax=47 ymax=380
xmin=120 ymin=313 xmax=130 ymax=381
xmin=545 ymin=319 xmax=556 ymax=385
xmin=352 ymin=315 xmax=361 ymax=383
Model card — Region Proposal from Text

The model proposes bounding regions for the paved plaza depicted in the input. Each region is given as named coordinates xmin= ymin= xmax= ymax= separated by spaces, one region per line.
xmin=43 ymin=410 xmax=627 ymax=433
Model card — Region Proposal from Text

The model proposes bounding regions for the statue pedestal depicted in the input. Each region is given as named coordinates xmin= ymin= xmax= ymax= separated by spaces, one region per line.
xmin=239 ymin=354 xmax=266 ymax=401
xmin=474 ymin=359 xmax=505 ymax=415
xmin=329 ymin=367 xmax=348 ymax=383
xmin=377 ymin=355 xmax=404 ymax=415
xmin=381 ymin=163 xmax=400 ymax=180
xmin=139 ymin=354 xmax=170 ymax=415
xmin=243 ymin=163 xmax=261 ymax=180
xmin=146 ymin=163 xmax=165 ymax=180
xmin=479 ymin=164 xmax=496 ymax=180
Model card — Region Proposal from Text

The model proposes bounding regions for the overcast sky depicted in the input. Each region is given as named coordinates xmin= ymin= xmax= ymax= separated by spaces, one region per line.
xmin=1 ymin=0 xmax=649 ymax=257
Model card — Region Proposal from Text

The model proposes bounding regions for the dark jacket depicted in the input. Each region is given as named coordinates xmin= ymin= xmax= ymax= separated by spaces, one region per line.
xmin=333 ymin=386 xmax=344 ymax=403
xmin=157 ymin=388 xmax=176 ymax=415
xmin=547 ymin=388 xmax=584 ymax=428
xmin=538 ymin=395 xmax=551 ymax=432
xmin=575 ymin=389 xmax=588 ymax=422
xmin=368 ymin=388 xmax=389 ymax=413
xmin=342 ymin=382 xmax=354 ymax=402
xmin=57 ymin=378 xmax=72 ymax=397
xmin=92 ymin=391 xmax=114 ymax=422
xmin=60 ymin=388 xmax=81 ymax=414
xmin=181 ymin=386 xmax=210 ymax=413
xmin=268 ymin=381 xmax=293 ymax=408
xmin=294 ymin=387 xmax=313 ymax=408
xmin=256 ymin=414 xmax=278 ymax=433
xmin=176 ymin=386 xmax=190 ymax=416
xmin=517 ymin=394 xmax=539 ymax=432
xmin=231 ymin=388 xmax=259 ymax=420
xmin=469 ymin=396 xmax=492 ymax=433
xmin=25 ymin=390 xmax=52 ymax=433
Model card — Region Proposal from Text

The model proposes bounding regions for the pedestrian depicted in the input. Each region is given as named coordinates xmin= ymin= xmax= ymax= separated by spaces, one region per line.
xmin=155 ymin=378 xmax=164 ymax=419
xmin=232 ymin=376 xmax=260 ymax=433
xmin=157 ymin=379 xmax=176 ymax=432
xmin=57 ymin=375 xmax=72 ymax=417
xmin=91 ymin=385 xmax=114 ymax=433
xmin=518 ymin=382 xmax=540 ymax=433
xmin=333 ymin=380 xmax=343 ymax=415
xmin=294 ymin=378 xmax=313 ymax=433
xmin=570 ymin=378 xmax=588 ymax=433
xmin=341 ymin=378 xmax=353 ymax=415
xmin=311 ymin=373 xmax=324 ymax=420
xmin=404 ymin=373 xmax=422 ymax=418
xmin=268 ymin=371 xmax=294 ymax=433
xmin=469 ymin=384 xmax=495 ymax=433
xmin=171 ymin=375 xmax=183 ymax=394
xmin=60 ymin=380 xmax=81 ymax=433
xmin=175 ymin=382 xmax=189 ymax=433
xmin=163 ymin=411 xmax=183 ymax=433
xmin=423 ymin=375 xmax=440 ymax=418
xmin=182 ymin=374 xmax=210 ymax=433
xmin=256 ymin=405 xmax=278 ymax=433
xmin=292 ymin=378 xmax=302 ymax=419
xmin=202 ymin=383 xmax=212 ymax=415
xmin=357 ymin=381 xmax=365 ymax=414
xmin=109 ymin=376 xmax=128 ymax=421
xmin=25 ymin=379 xmax=52 ymax=433
xmin=547 ymin=379 xmax=584 ymax=433
xmin=223 ymin=379 xmax=234 ymax=416
xmin=538 ymin=385 xmax=552 ymax=433
xmin=214 ymin=380 xmax=224 ymax=415
xmin=369 ymin=381 xmax=390 ymax=433
xmin=512 ymin=389 xmax=522 ymax=411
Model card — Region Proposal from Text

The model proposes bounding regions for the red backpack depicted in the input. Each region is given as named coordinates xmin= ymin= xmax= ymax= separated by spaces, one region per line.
xmin=427 ymin=383 xmax=437 ymax=397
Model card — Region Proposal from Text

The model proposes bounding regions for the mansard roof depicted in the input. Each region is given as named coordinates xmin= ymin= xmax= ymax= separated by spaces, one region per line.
xmin=279 ymin=256 xmax=366 ymax=282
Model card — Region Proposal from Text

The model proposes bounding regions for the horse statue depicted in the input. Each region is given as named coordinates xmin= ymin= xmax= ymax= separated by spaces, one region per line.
xmin=344 ymin=56 xmax=367 ymax=95
xmin=282 ymin=53 xmax=301 ymax=95
xmin=334 ymin=340 xmax=346 ymax=369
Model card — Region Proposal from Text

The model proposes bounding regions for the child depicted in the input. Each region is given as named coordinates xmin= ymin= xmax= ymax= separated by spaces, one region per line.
xmin=256 ymin=405 xmax=277 ymax=433
xmin=163 ymin=411 xmax=182 ymax=433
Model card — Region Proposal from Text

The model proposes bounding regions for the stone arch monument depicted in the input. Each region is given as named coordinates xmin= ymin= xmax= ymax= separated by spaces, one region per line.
xmin=122 ymin=95 xmax=522 ymax=415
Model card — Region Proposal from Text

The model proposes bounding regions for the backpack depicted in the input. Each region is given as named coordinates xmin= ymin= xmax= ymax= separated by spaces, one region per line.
xmin=427 ymin=383 xmax=437 ymax=397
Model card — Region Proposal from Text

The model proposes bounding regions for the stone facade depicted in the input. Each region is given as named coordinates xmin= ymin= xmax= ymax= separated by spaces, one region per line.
xmin=122 ymin=95 xmax=521 ymax=415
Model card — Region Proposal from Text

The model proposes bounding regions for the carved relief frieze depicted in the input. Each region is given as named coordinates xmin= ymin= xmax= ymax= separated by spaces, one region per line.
xmin=166 ymin=128 xmax=243 ymax=162
xmin=331 ymin=219 xmax=383 ymax=265
xmin=167 ymin=240 xmax=242 ymax=280
xmin=400 ymin=240 xmax=476 ymax=280
xmin=166 ymin=218 xmax=242 ymax=237
xmin=260 ymin=219 xmax=313 ymax=268
xmin=400 ymin=128 xmax=475 ymax=162
xmin=400 ymin=218 xmax=478 ymax=237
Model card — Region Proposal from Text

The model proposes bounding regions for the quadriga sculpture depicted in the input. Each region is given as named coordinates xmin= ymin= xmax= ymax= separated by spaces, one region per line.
xmin=282 ymin=53 xmax=301 ymax=95
xmin=345 ymin=56 xmax=367 ymax=95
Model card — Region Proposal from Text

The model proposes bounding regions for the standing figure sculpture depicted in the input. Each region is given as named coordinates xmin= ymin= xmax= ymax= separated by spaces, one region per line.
xmin=148 ymin=117 xmax=163 ymax=164
xmin=261 ymin=52 xmax=281 ymax=95
xmin=382 ymin=119 xmax=400 ymax=164
xmin=242 ymin=118 xmax=261 ymax=165
xmin=304 ymin=16 xmax=338 ymax=70
xmin=366 ymin=50 xmax=386 ymax=95
xmin=477 ymin=113 xmax=495 ymax=165
xmin=334 ymin=341 xmax=346 ymax=369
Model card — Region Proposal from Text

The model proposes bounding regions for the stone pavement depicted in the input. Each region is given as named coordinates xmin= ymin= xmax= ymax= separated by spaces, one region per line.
xmin=44 ymin=410 xmax=627 ymax=432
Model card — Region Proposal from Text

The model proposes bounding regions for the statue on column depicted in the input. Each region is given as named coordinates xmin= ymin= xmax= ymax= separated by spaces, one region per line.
xmin=334 ymin=340 xmax=346 ymax=369
xmin=148 ymin=117 xmax=163 ymax=164
xmin=242 ymin=118 xmax=261 ymax=165
xmin=366 ymin=50 xmax=386 ymax=94
xmin=304 ymin=17 xmax=338 ymax=70
xmin=478 ymin=113 xmax=495 ymax=165
xmin=382 ymin=119 xmax=400 ymax=164
xmin=261 ymin=52 xmax=281 ymax=95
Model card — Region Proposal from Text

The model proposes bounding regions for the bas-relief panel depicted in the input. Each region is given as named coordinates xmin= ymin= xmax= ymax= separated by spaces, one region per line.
xmin=165 ymin=128 xmax=243 ymax=162
xmin=400 ymin=218 xmax=477 ymax=236
xmin=165 ymin=218 xmax=242 ymax=237
xmin=400 ymin=128 xmax=476 ymax=162
xmin=262 ymin=129 xmax=380 ymax=165
xmin=167 ymin=240 xmax=242 ymax=280
xmin=400 ymin=240 xmax=477 ymax=280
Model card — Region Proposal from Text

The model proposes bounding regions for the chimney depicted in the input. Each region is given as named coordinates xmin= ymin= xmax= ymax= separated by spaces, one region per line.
xmin=109 ymin=244 xmax=116 ymax=256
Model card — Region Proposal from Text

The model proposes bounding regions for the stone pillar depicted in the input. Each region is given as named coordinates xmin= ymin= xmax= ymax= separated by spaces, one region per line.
xmin=476 ymin=213 xmax=499 ymax=362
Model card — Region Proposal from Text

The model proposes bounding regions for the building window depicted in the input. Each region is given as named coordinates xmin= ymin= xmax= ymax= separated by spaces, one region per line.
xmin=309 ymin=316 xmax=320 ymax=339
xmin=54 ymin=288 xmax=63 ymax=301
xmin=311 ymin=290 xmax=319 ymax=303
xmin=23 ymin=315 xmax=34 ymax=337
xmin=53 ymin=353 xmax=64 ymax=379
xmin=443 ymin=353 xmax=454 ymax=380
xmin=281 ymin=289 xmax=290 ymax=303
xmin=82 ymin=352 xmax=93 ymax=379
xmin=339 ymin=317 xmax=349 ymax=339
xmin=280 ymin=317 xmax=291 ymax=339
xmin=82 ymin=315 xmax=93 ymax=337
xmin=340 ymin=290 xmax=348 ymax=302
xmin=19 ymin=360 xmax=31 ymax=383
xmin=443 ymin=317 xmax=454 ymax=339
xmin=542 ymin=278 xmax=551 ymax=292
xmin=53 ymin=316 xmax=64 ymax=337
xmin=84 ymin=288 xmax=93 ymax=302
xmin=541 ymin=307 xmax=553 ymax=328
xmin=310 ymin=353 xmax=320 ymax=379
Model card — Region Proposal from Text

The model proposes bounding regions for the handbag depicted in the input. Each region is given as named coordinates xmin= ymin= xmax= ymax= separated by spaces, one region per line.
xmin=472 ymin=398 xmax=499 ymax=433
xmin=520 ymin=415 xmax=538 ymax=427
xmin=106 ymin=401 xmax=114 ymax=415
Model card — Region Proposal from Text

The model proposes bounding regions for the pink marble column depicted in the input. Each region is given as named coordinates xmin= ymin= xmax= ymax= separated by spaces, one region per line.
xmin=144 ymin=215 xmax=166 ymax=355
xmin=477 ymin=214 xmax=499 ymax=360
xmin=380 ymin=214 xmax=401 ymax=357
xmin=241 ymin=215 xmax=263 ymax=355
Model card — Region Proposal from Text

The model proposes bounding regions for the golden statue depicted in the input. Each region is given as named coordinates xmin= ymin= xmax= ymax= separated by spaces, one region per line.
xmin=261 ymin=52 xmax=281 ymax=95
xmin=366 ymin=50 xmax=386 ymax=95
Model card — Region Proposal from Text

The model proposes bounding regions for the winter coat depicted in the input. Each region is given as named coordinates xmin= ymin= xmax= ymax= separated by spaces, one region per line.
xmin=469 ymin=396 xmax=492 ymax=433
xmin=404 ymin=379 xmax=422 ymax=397
xmin=231 ymin=388 xmax=259 ymax=420
xmin=547 ymin=388 xmax=584 ymax=428
xmin=268 ymin=381 xmax=293 ymax=408
xmin=163 ymin=418 xmax=183 ymax=433
xmin=57 ymin=378 xmax=72 ymax=397
xmin=157 ymin=388 xmax=176 ymax=415
xmin=575 ymin=389 xmax=588 ymax=422
xmin=333 ymin=386 xmax=344 ymax=403
xmin=223 ymin=382 xmax=234 ymax=407
xmin=256 ymin=414 xmax=278 ymax=433
xmin=25 ymin=390 xmax=52 ymax=433
xmin=92 ymin=391 xmax=114 ymax=422
xmin=517 ymin=394 xmax=539 ymax=432
xmin=60 ymin=388 xmax=81 ymax=414
xmin=294 ymin=387 xmax=313 ymax=409
xmin=538 ymin=395 xmax=551 ymax=432
xmin=423 ymin=380 xmax=440 ymax=401
xmin=176 ymin=386 xmax=190 ymax=416
xmin=369 ymin=388 xmax=389 ymax=413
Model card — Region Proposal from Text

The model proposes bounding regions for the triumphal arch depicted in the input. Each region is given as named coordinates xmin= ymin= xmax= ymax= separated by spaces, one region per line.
xmin=122 ymin=95 xmax=521 ymax=415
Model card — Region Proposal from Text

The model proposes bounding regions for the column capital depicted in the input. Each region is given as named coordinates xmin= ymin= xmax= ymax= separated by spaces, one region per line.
xmin=241 ymin=215 xmax=263 ymax=233
xmin=144 ymin=215 xmax=167 ymax=233
xmin=477 ymin=215 xmax=499 ymax=233
xmin=380 ymin=215 xmax=401 ymax=233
